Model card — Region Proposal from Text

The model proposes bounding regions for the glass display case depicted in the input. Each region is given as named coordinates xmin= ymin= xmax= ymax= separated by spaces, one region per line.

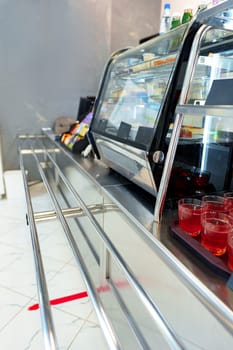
xmin=168 ymin=24 xmax=233 ymax=202
xmin=90 ymin=1 xmax=233 ymax=199
xmin=91 ymin=25 xmax=187 ymax=147
xmin=90 ymin=25 xmax=189 ymax=195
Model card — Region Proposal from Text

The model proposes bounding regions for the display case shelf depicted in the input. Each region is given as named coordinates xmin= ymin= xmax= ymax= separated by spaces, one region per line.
xmin=113 ymin=56 xmax=176 ymax=81
xmin=176 ymin=104 xmax=233 ymax=118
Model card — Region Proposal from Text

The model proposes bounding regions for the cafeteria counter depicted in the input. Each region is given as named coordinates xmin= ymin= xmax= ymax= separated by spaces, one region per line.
xmin=18 ymin=128 xmax=233 ymax=350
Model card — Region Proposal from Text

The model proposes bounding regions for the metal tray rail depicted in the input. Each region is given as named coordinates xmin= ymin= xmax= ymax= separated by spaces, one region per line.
xmin=19 ymin=151 xmax=58 ymax=350
xmin=42 ymin=130 xmax=233 ymax=336
xmin=18 ymin=134 xmax=186 ymax=350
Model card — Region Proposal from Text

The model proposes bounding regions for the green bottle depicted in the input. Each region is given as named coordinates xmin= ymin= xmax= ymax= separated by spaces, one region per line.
xmin=171 ymin=14 xmax=181 ymax=29
xmin=182 ymin=9 xmax=193 ymax=24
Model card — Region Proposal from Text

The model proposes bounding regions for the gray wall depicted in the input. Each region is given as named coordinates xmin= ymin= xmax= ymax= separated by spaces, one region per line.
xmin=111 ymin=0 xmax=161 ymax=52
xmin=0 ymin=0 xmax=160 ymax=170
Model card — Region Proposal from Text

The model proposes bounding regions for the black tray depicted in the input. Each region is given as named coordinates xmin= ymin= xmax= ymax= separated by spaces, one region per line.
xmin=169 ymin=221 xmax=232 ymax=278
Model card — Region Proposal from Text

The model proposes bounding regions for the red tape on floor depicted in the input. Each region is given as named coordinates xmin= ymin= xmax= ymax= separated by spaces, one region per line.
xmin=28 ymin=280 xmax=129 ymax=311
xmin=28 ymin=291 xmax=88 ymax=311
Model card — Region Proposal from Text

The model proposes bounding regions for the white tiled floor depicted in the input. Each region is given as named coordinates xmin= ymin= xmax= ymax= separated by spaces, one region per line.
xmin=0 ymin=171 xmax=109 ymax=349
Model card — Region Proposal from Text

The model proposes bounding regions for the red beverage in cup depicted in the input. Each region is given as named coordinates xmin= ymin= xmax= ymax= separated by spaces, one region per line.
xmin=202 ymin=195 xmax=226 ymax=214
xmin=178 ymin=198 xmax=202 ymax=236
xmin=227 ymin=234 xmax=233 ymax=271
xmin=201 ymin=212 xmax=231 ymax=256
xmin=224 ymin=192 xmax=233 ymax=218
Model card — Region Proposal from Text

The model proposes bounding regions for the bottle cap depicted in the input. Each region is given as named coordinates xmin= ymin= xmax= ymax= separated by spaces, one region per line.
xmin=164 ymin=3 xmax=171 ymax=9
xmin=184 ymin=8 xmax=192 ymax=13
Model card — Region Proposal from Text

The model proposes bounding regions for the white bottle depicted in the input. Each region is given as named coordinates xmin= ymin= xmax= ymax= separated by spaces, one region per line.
xmin=160 ymin=3 xmax=171 ymax=34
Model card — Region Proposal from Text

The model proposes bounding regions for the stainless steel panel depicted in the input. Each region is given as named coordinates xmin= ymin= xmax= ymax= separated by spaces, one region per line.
xmin=38 ymin=132 xmax=186 ymax=349
xmin=19 ymin=130 xmax=233 ymax=349
xmin=102 ymin=200 xmax=233 ymax=349
xmin=19 ymin=152 xmax=58 ymax=350
xmin=94 ymin=134 xmax=157 ymax=196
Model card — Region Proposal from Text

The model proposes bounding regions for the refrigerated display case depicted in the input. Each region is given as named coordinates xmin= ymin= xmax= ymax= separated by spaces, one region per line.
xmin=90 ymin=24 xmax=189 ymax=196
xmin=89 ymin=1 xmax=233 ymax=202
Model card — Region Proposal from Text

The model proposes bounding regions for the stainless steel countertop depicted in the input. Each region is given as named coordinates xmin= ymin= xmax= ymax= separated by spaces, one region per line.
xmin=48 ymin=132 xmax=233 ymax=313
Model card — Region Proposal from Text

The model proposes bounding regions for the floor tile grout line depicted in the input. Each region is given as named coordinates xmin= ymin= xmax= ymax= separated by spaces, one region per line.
xmin=86 ymin=309 xmax=100 ymax=326
xmin=53 ymin=305 xmax=90 ymax=323
xmin=66 ymin=316 xmax=99 ymax=349
xmin=0 ymin=283 xmax=38 ymax=300
xmin=0 ymin=241 xmax=32 ymax=251
xmin=0 ymin=296 xmax=38 ymax=334
xmin=0 ymin=256 xmax=34 ymax=275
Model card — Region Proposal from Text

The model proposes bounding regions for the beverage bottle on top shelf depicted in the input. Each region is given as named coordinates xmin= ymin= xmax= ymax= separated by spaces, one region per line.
xmin=182 ymin=9 xmax=193 ymax=24
xmin=171 ymin=13 xmax=181 ymax=29
xmin=160 ymin=3 xmax=172 ymax=34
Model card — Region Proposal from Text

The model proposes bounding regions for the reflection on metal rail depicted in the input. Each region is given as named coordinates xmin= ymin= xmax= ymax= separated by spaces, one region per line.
xmin=29 ymin=147 xmax=121 ymax=350
xmin=43 ymin=128 xmax=233 ymax=337
xmin=108 ymin=278 xmax=151 ymax=350
xmin=19 ymin=136 xmax=186 ymax=349
xmin=34 ymin=203 xmax=117 ymax=222
xmin=20 ymin=148 xmax=60 ymax=155
xmin=19 ymin=152 xmax=58 ymax=350
xmin=42 ymin=130 xmax=233 ymax=338
xmin=44 ymin=129 xmax=233 ymax=339
xmin=42 ymin=143 xmax=186 ymax=350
